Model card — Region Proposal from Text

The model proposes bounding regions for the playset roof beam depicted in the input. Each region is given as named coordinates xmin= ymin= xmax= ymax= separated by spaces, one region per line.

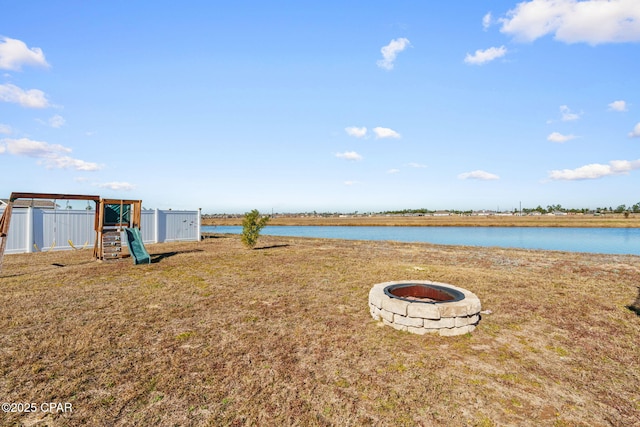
xmin=9 ymin=192 xmax=101 ymax=203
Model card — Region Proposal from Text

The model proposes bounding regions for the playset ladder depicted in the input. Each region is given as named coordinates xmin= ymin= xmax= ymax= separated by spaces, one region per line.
xmin=101 ymin=229 xmax=125 ymax=260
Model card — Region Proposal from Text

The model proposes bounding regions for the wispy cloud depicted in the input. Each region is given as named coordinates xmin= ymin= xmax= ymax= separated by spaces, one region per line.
xmin=98 ymin=182 xmax=136 ymax=191
xmin=464 ymin=46 xmax=507 ymax=65
xmin=345 ymin=126 xmax=367 ymax=138
xmin=408 ymin=162 xmax=426 ymax=168
xmin=335 ymin=151 xmax=363 ymax=161
xmin=387 ymin=168 xmax=400 ymax=174
xmin=482 ymin=12 xmax=493 ymax=30
xmin=458 ymin=170 xmax=500 ymax=180
xmin=377 ymin=38 xmax=411 ymax=70
xmin=48 ymin=114 xmax=65 ymax=128
xmin=549 ymin=159 xmax=640 ymax=180
xmin=0 ymin=37 xmax=49 ymax=71
xmin=38 ymin=114 xmax=66 ymax=128
xmin=498 ymin=0 xmax=640 ymax=45
xmin=608 ymin=100 xmax=628 ymax=112
xmin=547 ymin=132 xmax=577 ymax=143
xmin=0 ymin=83 xmax=50 ymax=108
xmin=0 ymin=124 xmax=11 ymax=135
xmin=373 ymin=127 xmax=401 ymax=139
xmin=560 ymin=105 xmax=580 ymax=121
xmin=629 ymin=123 xmax=640 ymax=138
xmin=0 ymin=137 xmax=101 ymax=171
xmin=343 ymin=180 xmax=360 ymax=186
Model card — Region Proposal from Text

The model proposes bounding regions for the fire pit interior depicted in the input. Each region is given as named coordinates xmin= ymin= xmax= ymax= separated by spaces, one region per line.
xmin=384 ymin=283 xmax=465 ymax=303
xmin=369 ymin=281 xmax=481 ymax=336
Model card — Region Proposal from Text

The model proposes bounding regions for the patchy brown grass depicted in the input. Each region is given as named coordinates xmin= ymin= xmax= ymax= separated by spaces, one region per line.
xmin=205 ymin=214 xmax=640 ymax=228
xmin=1 ymin=235 xmax=639 ymax=426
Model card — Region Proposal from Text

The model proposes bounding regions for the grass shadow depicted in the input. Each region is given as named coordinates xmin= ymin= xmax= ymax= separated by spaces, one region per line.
xmin=201 ymin=233 xmax=231 ymax=240
xmin=1 ymin=260 xmax=94 ymax=278
xmin=254 ymin=244 xmax=290 ymax=250
xmin=628 ymin=288 xmax=640 ymax=316
xmin=151 ymin=249 xmax=204 ymax=263
xmin=627 ymin=305 xmax=640 ymax=316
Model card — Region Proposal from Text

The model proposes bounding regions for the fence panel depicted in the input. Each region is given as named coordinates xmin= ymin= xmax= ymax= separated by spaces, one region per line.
xmin=160 ymin=210 xmax=200 ymax=242
xmin=37 ymin=209 xmax=97 ymax=252
xmin=1 ymin=208 xmax=29 ymax=254
xmin=141 ymin=211 xmax=157 ymax=243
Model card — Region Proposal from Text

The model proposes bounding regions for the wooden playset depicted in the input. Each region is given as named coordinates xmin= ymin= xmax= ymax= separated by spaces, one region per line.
xmin=0 ymin=192 xmax=150 ymax=272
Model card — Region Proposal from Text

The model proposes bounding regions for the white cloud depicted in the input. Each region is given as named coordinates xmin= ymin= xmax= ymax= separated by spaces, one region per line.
xmin=377 ymin=38 xmax=411 ymax=70
xmin=0 ymin=137 xmax=101 ymax=171
xmin=387 ymin=168 xmax=400 ymax=174
xmin=483 ymin=12 xmax=493 ymax=30
xmin=547 ymin=132 xmax=577 ymax=143
xmin=608 ymin=100 xmax=628 ymax=112
xmin=373 ymin=127 xmax=401 ymax=139
xmin=343 ymin=180 xmax=359 ymax=186
xmin=40 ymin=156 xmax=100 ymax=171
xmin=499 ymin=0 xmax=640 ymax=45
xmin=1 ymin=137 xmax=70 ymax=156
xmin=610 ymin=159 xmax=640 ymax=172
xmin=345 ymin=126 xmax=401 ymax=139
xmin=629 ymin=122 xmax=640 ymax=138
xmin=335 ymin=151 xmax=363 ymax=161
xmin=464 ymin=46 xmax=507 ymax=65
xmin=345 ymin=126 xmax=367 ymax=138
xmin=458 ymin=170 xmax=500 ymax=180
xmin=98 ymin=182 xmax=136 ymax=191
xmin=408 ymin=162 xmax=426 ymax=168
xmin=48 ymin=114 xmax=65 ymax=128
xmin=0 ymin=124 xmax=11 ymax=135
xmin=0 ymin=37 xmax=49 ymax=71
xmin=0 ymin=83 xmax=50 ymax=108
xmin=548 ymin=158 xmax=640 ymax=180
xmin=560 ymin=105 xmax=580 ymax=121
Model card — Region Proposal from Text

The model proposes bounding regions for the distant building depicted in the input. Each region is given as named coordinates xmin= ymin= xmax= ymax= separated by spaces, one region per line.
xmin=471 ymin=210 xmax=496 ymax=216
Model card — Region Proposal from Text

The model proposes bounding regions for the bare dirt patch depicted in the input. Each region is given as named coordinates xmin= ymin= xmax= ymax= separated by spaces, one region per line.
xmin=1 ymin=235 xmax=639 ymax=426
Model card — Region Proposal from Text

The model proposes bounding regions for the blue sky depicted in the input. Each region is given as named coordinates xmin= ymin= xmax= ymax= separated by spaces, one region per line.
xmin=1 ymin=1 xmax=639 ymax=213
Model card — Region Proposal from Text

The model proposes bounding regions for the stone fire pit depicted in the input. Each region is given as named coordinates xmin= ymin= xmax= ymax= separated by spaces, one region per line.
xmin=369 ymin=281 xmax=481 ymax=336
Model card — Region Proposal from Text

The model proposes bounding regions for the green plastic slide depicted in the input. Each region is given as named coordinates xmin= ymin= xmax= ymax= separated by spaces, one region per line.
xmin=124 ymin=227 xmax=151 ymax=264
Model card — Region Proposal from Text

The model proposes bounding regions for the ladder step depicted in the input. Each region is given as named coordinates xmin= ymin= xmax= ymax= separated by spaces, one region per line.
xmin=101 ymin=230 xmax=124 ymax=259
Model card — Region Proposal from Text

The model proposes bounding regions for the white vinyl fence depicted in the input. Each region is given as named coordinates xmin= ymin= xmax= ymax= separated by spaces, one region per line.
xmin=0 ymin=207 xmax=200 ymax=255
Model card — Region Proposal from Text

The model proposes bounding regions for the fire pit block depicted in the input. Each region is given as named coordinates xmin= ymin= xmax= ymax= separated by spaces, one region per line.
xmin=369 ymin=281 xmax=481 ymax=336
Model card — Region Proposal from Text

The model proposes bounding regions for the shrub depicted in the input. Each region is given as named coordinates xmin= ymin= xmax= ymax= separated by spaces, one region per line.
xmin=241 ymin=209 xmax=270 ymax=249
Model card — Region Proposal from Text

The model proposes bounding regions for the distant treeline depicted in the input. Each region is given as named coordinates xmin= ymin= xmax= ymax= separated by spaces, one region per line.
xmin=203 ymin=203 xmax=640 ymax=218
xmin=382 ymin=203 xmax=640 ymax=216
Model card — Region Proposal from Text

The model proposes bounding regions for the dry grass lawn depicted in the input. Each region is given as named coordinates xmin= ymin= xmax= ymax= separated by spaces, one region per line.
xmin=1 ymin=234 xmax=639 ymax=426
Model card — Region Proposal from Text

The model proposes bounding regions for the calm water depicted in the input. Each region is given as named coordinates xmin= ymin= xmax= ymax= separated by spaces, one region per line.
xmin=201 ymin=225 xmax=640 ymax=256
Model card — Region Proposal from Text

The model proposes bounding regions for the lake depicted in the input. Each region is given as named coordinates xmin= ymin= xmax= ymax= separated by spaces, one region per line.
xmin=201 ymin=225 xmax=640 ymax=256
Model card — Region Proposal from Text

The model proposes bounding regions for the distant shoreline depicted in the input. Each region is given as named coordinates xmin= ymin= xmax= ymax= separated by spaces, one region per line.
xmin=202 ymin=214 xmax=640 ymax=228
